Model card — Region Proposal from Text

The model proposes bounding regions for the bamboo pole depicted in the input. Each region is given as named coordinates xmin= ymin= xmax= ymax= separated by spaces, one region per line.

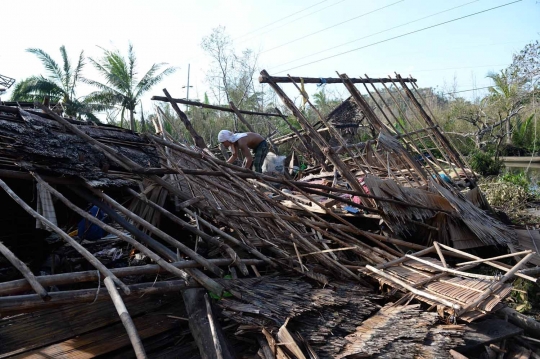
xmin=374 ymin=246 xmax=435 ymax=270
xmin=162 ymin=89 xmax=207 ymax=149
xmin=0 ymin=178 xmax=131 ymax=295
xmin=104 ymin=277 xmax=147 ymax=359
xmin=0 ymin=241 xmax=50 ymax=301
xmin=68 ymin=186 xmax=226 ymax=296
xmin=404 ymin=254 xmax=496 ymax=281
xmin=85 ymin=185 xmax=224 ymax=277
xmin=126 ymin=188 xmax=274 ymax=266
xmin=32 ymin=175 xmax=225 ymax=296
xmin=229 ymin=101 xmax=255 ymax=132
xmin=0 ymin=280 xmax=199 ymax=314
xmin=117 ymin=187 xmax=248 ymax=276
xmin=0 ymin=259 xmax=265 ymax=296
xmin=433 ymin=242 xmax=448 ymax=268
xmin=436 ymin=242 xmax=537 ymax=282
xmin=456 ymin=250 xmax=533 ymax=266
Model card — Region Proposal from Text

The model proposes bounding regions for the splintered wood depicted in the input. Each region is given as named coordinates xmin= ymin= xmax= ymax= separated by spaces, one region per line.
xmin=336 ymin=304 xmax=465 ymax=359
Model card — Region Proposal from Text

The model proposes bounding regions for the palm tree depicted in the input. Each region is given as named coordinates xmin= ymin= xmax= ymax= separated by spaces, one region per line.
xmin=85 ymin=44 xmax=176 ymax=131
xmin=485 ymin=69 xmax=524 ymax=145
xmin=10 ymin=46 xmax=99 ymax=120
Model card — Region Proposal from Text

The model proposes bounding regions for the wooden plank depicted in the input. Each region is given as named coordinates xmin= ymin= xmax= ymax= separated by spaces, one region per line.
xmin=459 ymin=318 xmax=523 ymax=352
xmin=0 ymin=295 xmax=174 ymax=358
xmin=10 ymin=301 xmax=184 ymax=359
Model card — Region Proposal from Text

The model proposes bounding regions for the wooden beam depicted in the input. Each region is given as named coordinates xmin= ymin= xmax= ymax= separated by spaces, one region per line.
xmin=162 ymin=89 xmax=207 ymax=149
xmin=151 ymin=96 xmax=283 ymax=117
xmin=258 ymin=73 xmax=417 ymax=84
xmin=229 ymin=101 xmax=255 ymax=132
xmin=0 ymin=280 xmax=198 ymax=314
xmin=0 ymin=259 xmax=265 ymax=296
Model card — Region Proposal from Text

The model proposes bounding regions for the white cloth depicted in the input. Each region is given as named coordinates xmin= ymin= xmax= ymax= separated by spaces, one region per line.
xmin=218 ymin=130 xmax=247 ymax=143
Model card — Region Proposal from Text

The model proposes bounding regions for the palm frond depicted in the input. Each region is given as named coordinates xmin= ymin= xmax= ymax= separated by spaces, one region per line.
xmin=135 ymin=65 xmax=176 ymax=98
xmin=59 ymin=45 xmax=71 ymax=92
xmin=26 ymin=48 xmax=64 ymax=87
xmin=71 ymin=50 xmax=85 ymax=99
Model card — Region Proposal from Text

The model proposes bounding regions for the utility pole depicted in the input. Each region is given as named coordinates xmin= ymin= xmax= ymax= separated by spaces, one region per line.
xmin=182 ymin=64 xmax=193 ymax=111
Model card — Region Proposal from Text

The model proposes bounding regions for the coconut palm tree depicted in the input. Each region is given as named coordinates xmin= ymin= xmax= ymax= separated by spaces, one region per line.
xmin=485 ymin=69 xmax=525 ymax=145
xmin=10 ymin=46 xmax=100 ymax=120
xmin=84 ymin=44 xmax=176 ymax=131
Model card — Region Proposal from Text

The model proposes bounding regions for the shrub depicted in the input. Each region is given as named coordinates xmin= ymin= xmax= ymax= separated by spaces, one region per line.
xmin=468 ymin=151 xmax=503 ymax=176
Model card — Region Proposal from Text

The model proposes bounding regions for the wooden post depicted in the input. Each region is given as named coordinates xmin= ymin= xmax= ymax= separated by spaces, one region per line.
xmin=274 ymin=107 xmax=329 ymax=170
xmin=104 ymin=277 xmax=147 ymax=359
xmin=163 ymin=88 xmax=207 ymax=149
xmin=0 ymin=178 xmax=131 ymax=295
xmin=184 ymin=288 xmax=234 ymax=359
xmin=0 ymin=241 xmax=50 ymax=301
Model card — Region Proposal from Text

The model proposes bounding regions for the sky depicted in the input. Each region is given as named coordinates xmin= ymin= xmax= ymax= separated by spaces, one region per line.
xmin=1 ymin=0 xmax=539 ymax=114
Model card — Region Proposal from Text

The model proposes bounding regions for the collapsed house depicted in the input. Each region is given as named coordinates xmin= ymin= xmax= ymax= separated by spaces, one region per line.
xmin=0 ymin=71 xmax=539 ymax=359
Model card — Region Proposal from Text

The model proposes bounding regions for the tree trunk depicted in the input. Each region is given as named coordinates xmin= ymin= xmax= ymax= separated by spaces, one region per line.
xmin=130 ymin=109 xmax=136 ymax=132
xmin=506 ymin=115 xmax=512 ymax=145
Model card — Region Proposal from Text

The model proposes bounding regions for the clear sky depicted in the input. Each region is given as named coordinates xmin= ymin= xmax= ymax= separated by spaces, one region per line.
xmin=1 ymin=0 xmax=539 ymax=110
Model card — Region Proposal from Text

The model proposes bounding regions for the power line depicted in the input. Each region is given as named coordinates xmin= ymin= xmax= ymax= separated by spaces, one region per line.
xmin=413 ymin=64 xmax=508 ymax=72
xmin=270 ymin=0 xmax=480 ymax=70
xmin=233 ymin=0 xmax=330 ymax=41
xmin=443 ymin=86 xmax=492 ymax=95
xmin=238 ymin=0 xmax=348 ymax=45
xmin=275 ymin=0 xmax=523 ymax=74
xmin=261 ymin=0 xmax=404 ymax=54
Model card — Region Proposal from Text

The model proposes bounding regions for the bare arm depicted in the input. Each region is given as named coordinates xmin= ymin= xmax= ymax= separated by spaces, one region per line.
xmin=226 ymin=143 xmax=239 ymax=164
xmin=239 ymin=143 xmax=253 ymax=169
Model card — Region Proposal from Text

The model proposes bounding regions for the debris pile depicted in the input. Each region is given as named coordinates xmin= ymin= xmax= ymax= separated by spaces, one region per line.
xmin=0 ymin=71 xmax=539 ymax=358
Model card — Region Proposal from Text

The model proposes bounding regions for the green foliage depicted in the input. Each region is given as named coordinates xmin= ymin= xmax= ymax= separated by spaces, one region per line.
xmin=468 ymin=150 xmax=503 ymax=176
xmin=84 ymin=43 xmax=176 ymax=130
xmin=10 ymin=46 xmax=101 ymax=121
xmin=500 ymin=171 xmax=530 ymax=192
xmin=508 ymin=278 xmax=539 ymax=313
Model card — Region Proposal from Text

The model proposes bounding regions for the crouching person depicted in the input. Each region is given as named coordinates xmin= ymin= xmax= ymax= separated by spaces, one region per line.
xmin=218 ymin=130 xmax=269 ymax=173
